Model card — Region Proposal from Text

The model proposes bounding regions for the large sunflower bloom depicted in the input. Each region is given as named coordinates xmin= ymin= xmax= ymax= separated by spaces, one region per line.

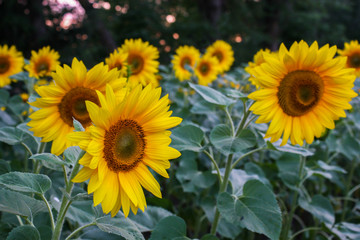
xmin=0 ymin=45 xmax=24 ymax=87
xmin=25 ymin=46 xmax=60 ymax=78
xmin=338 ymin=40 xmax=360 ymax=77
xmin=248 ymin=40 xmax=357 ymax=146
xmin=68 ymin=84 xmax=182 ymax=217
xmin=105 ymin=48 xmax=128 ymax=77
xmin=171 ymin=45 xmax=200 ymax=81
xmin=245 ymin=48 xmax=271 ymax=87
xmin=194 ymin=55 xmax=220 ymax=86
xmin=28 ymin=58 xmax=127 ymax=155
xmin=120 ymin=39 xmax=159 ymax=87
xmin=204 ymin=40 xmax=234 ymax=74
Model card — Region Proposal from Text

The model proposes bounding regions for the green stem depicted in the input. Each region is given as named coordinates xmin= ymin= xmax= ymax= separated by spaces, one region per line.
xmin=282 ymin=155 xmax=306 ymax=240
xmin=21 ymin=142 xmax=33 ymax=156
xmin=224 ymin=106 xmax=235 ymax=135
xmin=16 ymin=215 xmax=24 ymax=226
xmin=210 ymin=154 xmax=233 ymax=235
xmin=52 ymin=150 xmax=85 ymax=240
xmin=40 ymin=194 xmax=55 ymax=232
xmin=38 ymin=141 xmax=47 ymax=153
xmin=203 ymin=150 xmax=222 ymax=183
xmin=290 ymin=227 xmax=322 ymax=240
xmin=231 ymin=146 xmax=266 ymax=169
xmin=65 ymin=222 xmax=96 ymax=240
xmin=341 ymin=159 xmax=357 ymax=221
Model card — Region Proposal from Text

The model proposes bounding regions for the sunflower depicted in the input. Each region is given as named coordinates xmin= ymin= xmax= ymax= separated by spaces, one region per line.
xmin=0 ymin=45 xmax=24 ymax=87
xmin=68 ymin=84 xmax=182 ymax=217
xmin=28 ymin=58 xmax=127 ymax=155
xmin=194 ymin=55 xmax=220 ymax=86
xmin=105 ymin=48 xmax=128 ymax=77
xmin=171 ymin=45 xmax=200 ymax=81
xmin=120 ymin=39 xmax=159 ymax=87
xmin=248 ymin=40 xmax=357 ymax=146
xmin=25 ymin=46 xmax=60 ymax=78
xmin=338 ymin=40 xmax=360 ymax=77
xmin=204 ymin=40 xmax=234 ymax=74
xmin=245 ymin=48 xmax=271 ymax=87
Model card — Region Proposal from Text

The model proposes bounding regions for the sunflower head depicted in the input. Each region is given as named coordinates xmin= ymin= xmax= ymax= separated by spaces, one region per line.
xmin=171 ymin=45 xmax=200 ymax=81
xmin=120 ymin=39 xmax=159 ymax=87
xmin=28 ymin=58 xmax=127 ymax=155
xmin=245 ymin=48 xmax=271 ymax=87
xmin=105 ymin=48 xmax=128 ymax=77
xmin=204 ymin=40 xmax=234 ymax=74
xmin=194 ymin=55 xmax=220 ymax=86
xmin=338 ymin=40 xmax=360 ymax=77
xmin=68 ymin=84 xmax=182 ymax=217
xmin=248 ymin=40 xmax=357 ymax=146
xmin=0 ymin=45 xmax=24 ymax=87
xmin=25 ymin=46 xmax=60 ymax=78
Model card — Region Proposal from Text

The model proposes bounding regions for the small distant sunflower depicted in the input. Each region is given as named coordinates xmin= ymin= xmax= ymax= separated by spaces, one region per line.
xmin=0 ymin=45 xmax=24 ymax=87
xmin=68 ymin=84 xmax=182 ymax=217
xmin=204 ymin=40 xmax=234 ymax=74
xmin=25 ymin=46 xmax=60 ymax=78
xmin=121 ymin=39 xmax=159 ymax=86
xmin=245 ymin=48 xmax=271 ymax=87
xmin=171 ymin=45 xmax=200 ymax=81
xmin=28 ymin=58 xmax=127 ymax=155
xmin=338 ymin=40 xmax=360 ymax=77
xmin=249 ymin=40 xmax=357 ymax=146
xmin=105 ymin=48 xmax=128 ymax=77
xmin=194 ymin=55 xmax=220 ymax=86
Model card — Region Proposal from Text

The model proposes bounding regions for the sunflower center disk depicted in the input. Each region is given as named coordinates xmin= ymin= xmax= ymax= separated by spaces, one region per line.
xmin=115 ymin=62 xmax=123 ymax=71
xmin=277 ymin=70 xmax=324 ymax=116
xmin=58 ymin=87 xmax=99 ymax=127
xmin=349 ymin=53 xmax=360 ymax=68
xmin=36 ymin=62 xmax=49 ymax=73
xmin=0 ymin=57 xmax=10 ymax=74
xmin=213 ymin=51 xmax=224 ymax=62
xmin=104 ymin=119 xmax=146 ymax=172
xmin=128 ymin=54 xmax=144 ymax=75
xmin=180 ymin=57 xmax=191 ymax=69
xmin=200 ymin=63 xmax=210 ymax=75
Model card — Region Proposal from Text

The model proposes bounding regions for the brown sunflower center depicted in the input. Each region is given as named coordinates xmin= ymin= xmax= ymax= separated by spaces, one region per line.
xmin=103 ymin=119 xmax=146 ymax=172
xmin=128 ymin=54 xmax=144 ymax=75
xmin=180 ymin=57 xmax=191 ymax=69
xmin=114 ymin=61 xmax=123 ymax=71
xmin=348 ymin=53 xmax=360 ymax=68
xmin=199 ymin=62 xmax=210 ymax=75
xmin=212 ymin=51 xmax=224 ymax=62
xmin=36 ymin=61 xmax=49 ymax=73
xmin=277 ymin=70 xmax=324 ymax=116
xmin=0 ymin=57 xmax=10 ymax=74
xmin=58 ymin=87 xmax=100 ymax=128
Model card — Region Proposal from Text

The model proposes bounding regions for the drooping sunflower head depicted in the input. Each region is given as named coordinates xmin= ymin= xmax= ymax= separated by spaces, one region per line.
xmin=194 ymin=55 xmax=221 ymax=86
xmin=248 ymin=40 xmax=357 ymax=146
xmin=28 ymin=58 xmax=127 ymax=155
xmin=25 ymin=46 xmax=60 ymax=78
xmin=204 ymin=40 xmax=234 ymax=74
xmin=0 ymin=45 xmax=24 ymax=87
xmin=245 ymin=48 xmax=271 ymax=87
xmin=105 ymin=48 xmax=128 ymax=77
xmin=338 ymin=40 xmax=360 ymax=77
xmin=68 ymin=84 xmax=182 ymax=217
xmin=120 ymin=38 xmax=159 ymax=87
xmin=171 ymin=45 xmax=200 ymax=81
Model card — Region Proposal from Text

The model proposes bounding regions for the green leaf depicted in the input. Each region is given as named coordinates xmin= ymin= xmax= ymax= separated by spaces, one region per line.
xmin=267 ymin=141 xmax=314 ymax=157
xmin=339 ymin=134 xmax=360 ymax=160
xmin=0 ymin=172 xmax=51 ymax=195
xmin=0 ymin=159 xmax=11 ymax=175
xmin=190 ymin=99 xmax=217 ymax=115
xmin=210 ymin=125 xmax=256 ymax=155
xmin=6 ymin=225 xmax=40 ymax=240
xmin=30 ymin=153 xmax=71 ymax=171
xmin=299 ymin=195 xmax=335 ymax=226
xmin=0 ymin=89 xmax=10 ymax=105
xmin=331 ymin=222 xmax=360 ymax=240
xmin=201 ymin=234 xmax=219 ymax=240
xmin=170 ymin=125 xmax=204 ymax=152
xmin=149 ymin=216 xmax=187 ymax=240
xmin=9 ymin=71 xmax=30 ymax=81
xmin=217 ymin=192 xmax=243 ymax=223
xmin=0 ymin=188 xmax=47 ymax=220
xmin=235 ymin=180 xmax=282 ymax=240
xmin=276 ymin=153 xmax=301 ymax=189
xmin=73 ymin=118 xmax=85 ymax=132
xmin=317 ymin=160 xmax=346 ymax=174
xmin=96 ymin=216 xmax=145 ymax=240
xmin=7 ymin=95 xmax=27 ymax=115
xmin=0 ymin=127 xmax=32 ymax=145
xmin=128 ymin=206 xmax=174 ymax=232
xmin=189 ymin=82 xmax=235 ymax=106
xmin=64 ymin=146 xmax=82 ymax=164
xmin=229 ymin=169 xmax=272 ymax=195
xmin=193 ymin=171 xmax=217 ymax=188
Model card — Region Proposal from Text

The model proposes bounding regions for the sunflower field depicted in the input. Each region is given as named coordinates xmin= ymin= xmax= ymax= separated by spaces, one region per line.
xmin=1 ymin=1 xmax=360 ymax=240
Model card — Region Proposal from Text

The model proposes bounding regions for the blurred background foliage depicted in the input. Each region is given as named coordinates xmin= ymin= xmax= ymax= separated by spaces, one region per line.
xmin=1 ymin=0 xmax=360 ymax=67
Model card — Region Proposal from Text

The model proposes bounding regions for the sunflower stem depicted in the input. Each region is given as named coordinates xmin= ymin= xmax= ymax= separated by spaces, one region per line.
xmin=40 ymin=194 xmax=55 ymax=232
xmin=231 ymin=146 xmax=266 ymax=169
xmin=210 ymin=153 xmax=233 ymax=235
xmin=203 ymin=150 xmax=222 ymax=183
xmin=52 ymin=150 xmax=85 ymax=240
xmin=224 ymin=106 xmax=235 ymax=136
xmin=65 ymin=222 xmax=96 ymax=240
xmin=341 ymin=159 xmax=357 ymax=222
